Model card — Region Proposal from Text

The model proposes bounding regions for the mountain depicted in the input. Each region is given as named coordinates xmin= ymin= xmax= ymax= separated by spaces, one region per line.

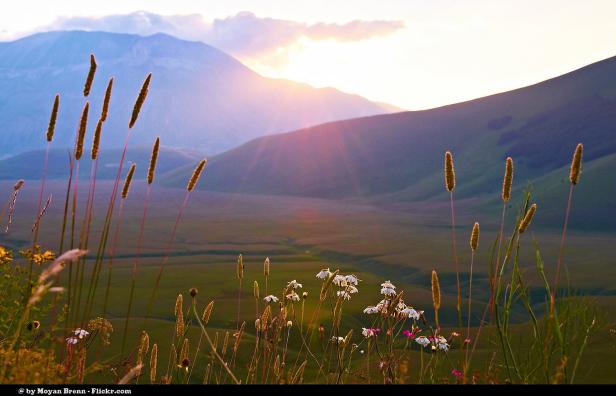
xmin=0 ymin=31 xmax=392 ymax=157
xmin=163 ymin=55 xmax=616 ymax=229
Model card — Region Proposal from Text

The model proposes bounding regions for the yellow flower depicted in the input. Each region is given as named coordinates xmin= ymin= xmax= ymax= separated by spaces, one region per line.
xmin=0 ymin=246 xmax=13 ymax=264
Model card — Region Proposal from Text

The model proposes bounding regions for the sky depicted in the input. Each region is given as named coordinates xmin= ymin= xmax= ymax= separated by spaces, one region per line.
xmin=1 ymin=0 xmax=616 ymax=110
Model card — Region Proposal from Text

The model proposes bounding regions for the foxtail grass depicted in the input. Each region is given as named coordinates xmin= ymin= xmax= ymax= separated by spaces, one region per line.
xmin=465 ymin=222 xmax=479 ymax=366
xmin=83 ymin=54 xmax=97 ymax=97
xmin=122 ymin=138 xmax=160 ymax=355
xmin=143 ymin=159 xmax=207 ymax=325
xmin=554 ymin=143 xmax=583 ymax=295
xmin=444 ymin=151 xmax=462 ymax=330
xmin=491 ymin=157 xmax=513 ymax=315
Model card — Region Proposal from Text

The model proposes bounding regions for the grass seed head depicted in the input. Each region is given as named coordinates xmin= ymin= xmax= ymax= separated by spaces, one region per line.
xmin=502 ymin=157 xmax=513 ymax=202
xmin=444 ymin=151 xmax=456 ymax=192
xmin=129 ymin=73 xmax=152 ymax=128
xmin=202 ymin=301 xmax=214 ymax=324
xmin=147 ymin=137 xmax=160 ymax=185
xmin=46 ymin=94 xmax=60 ymax=142
xmin=431 ymin=270 xmax=441 ymax=310
xmin=253 ymin=280 xmax=259 ymax=299
xmin=83 ymin=54 xmax=97 ymax=97
xmin=470 ymin=222 xmax=480 ymax=251
xmin=121 ymin=163 xmax=136 ymax=199
xmin=518 ymin=203 xmax=537 ymax=234
xmin=91 ymin=117 xmax=103 ymax=160
xmin=264 ymin=257 xmax=270 ymax=276
xmin=101 ymin=78 xmax=113 ymax=122
xmin=187 ymin=159 xmax=207 ymax=192
xmin=149 ymin=344 xmax=158 ymax=383
xmin=75 ymin=102 xmax=89 ymax=160
xmin=570 ymin=143 xmax=583 ymax=185
xmin=236 ymin=254 xmax=244 ymax=280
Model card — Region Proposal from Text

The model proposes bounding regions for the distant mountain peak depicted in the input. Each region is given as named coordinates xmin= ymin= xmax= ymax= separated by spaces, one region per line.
xmin=0 ymin=30 xmax=392 ymax=156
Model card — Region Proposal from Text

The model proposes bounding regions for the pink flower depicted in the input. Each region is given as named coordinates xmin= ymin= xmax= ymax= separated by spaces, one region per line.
xmin=403 ymin=330 xmax=417 ymax=339
xmin=452 ymin=369 xmax=463 ymax=379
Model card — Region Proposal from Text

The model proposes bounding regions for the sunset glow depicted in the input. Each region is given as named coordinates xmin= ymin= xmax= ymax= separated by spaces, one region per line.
xmin=2 ymin=0 xmax=616 ymax=109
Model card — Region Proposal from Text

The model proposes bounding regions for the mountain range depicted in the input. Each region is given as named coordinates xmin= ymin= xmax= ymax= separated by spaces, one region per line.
xmin=162 ymin=55 xmax=616 ymax=229
xmin=0 ymin=31 xmax=393 ymax=157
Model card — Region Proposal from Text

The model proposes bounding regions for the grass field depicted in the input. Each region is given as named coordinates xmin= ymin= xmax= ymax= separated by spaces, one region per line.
xmin=2 ymin=179 xmax=615 ymax=383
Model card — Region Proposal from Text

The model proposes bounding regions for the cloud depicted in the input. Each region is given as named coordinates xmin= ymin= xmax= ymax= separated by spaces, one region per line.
xmin=47 ymin=11 xmax=405 ymax=59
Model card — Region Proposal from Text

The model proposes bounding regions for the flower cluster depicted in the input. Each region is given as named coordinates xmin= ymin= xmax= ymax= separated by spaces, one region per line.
xmin=414 ymin=335 xmax=450 ymax=351
xmin=316 ymin=269 xmax=360 ymax=301
xmin=66 ymin=328 xmax=90 ymax=345
xmin=362 ymin=327 xmax=381 ymax=338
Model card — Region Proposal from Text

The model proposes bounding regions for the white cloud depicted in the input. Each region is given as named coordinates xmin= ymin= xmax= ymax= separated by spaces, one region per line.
xmin=46 ymin=11 xmax=405 ymax=59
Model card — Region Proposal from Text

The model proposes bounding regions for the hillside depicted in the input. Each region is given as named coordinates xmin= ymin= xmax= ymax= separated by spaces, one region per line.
xmin=162 ymin=55 xmax=616 ymax=229
xmin=0 ymin=31 xmax=391 ymax=157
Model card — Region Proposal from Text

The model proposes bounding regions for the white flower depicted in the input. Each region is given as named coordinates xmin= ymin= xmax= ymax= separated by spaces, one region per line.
xmin=415 ymin=336 xmax=430 ymax=347
xmin=381 ymin=281 xmax=396 ymax=289
xmin=362 ymin=328 xmax=376 ymax=337
xmin=380 ymin=287 xmax=396 ymax=296
xmin=396 ymin=300 xmax=407 ymax=311
xmin=286 ymin=321 xmax=293 ymax=327
xmin=337 ymin=291 xmax=352 ymax=300
xmin=287 ymin=280 xmax=302 ymax=289
xmin=66 ymin=337 xmax=78 ymax=345
xmin=435 ymin=335 xmax=449 ymax=351
xmin=316 ymin=268 xmax=331 ymax=280
xmin=333 ymin=274 xmax=347 ymax=287
xmin=363 ymin=306 xmax=379 ymax=314
xmin=345 ymin=275 xmax=359 ymax=285
xmin=438 ymin=341 xmax=450 ymax=351
xmin=400 ymin=308 xmax=421 ymax=320
xmin=286 ymin=291 xmax=300 ymax=301
xmin=347 ymin=285 xmax=358 ymax=294
xmin=263 ymin=295 xmax=279 ymax=303
xmin=73 ymin=328 xmax=89 ymax=339
xmin=331 ymin=336 xmax=345 ymax=344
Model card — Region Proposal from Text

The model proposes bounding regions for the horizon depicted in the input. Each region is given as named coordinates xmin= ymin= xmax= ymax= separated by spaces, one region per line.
xmin=1 ymin=0 xmax=616 ymax=110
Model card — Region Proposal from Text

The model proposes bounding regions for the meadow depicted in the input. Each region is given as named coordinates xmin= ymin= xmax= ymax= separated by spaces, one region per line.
xmin=0 ymin=56 xmax=615 ymax=385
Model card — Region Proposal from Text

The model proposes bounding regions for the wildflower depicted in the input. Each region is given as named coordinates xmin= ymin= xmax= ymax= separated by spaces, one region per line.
xmin=263 ymin=295 xmax=279 ymax=303
xmin=400 ymin=308 xmax=421 ymax=320
xmin=316 ymin=268 xmax=331 ymax=280
xmin=0 ymin=246 xmax=12 ymax=264
xmin=74 ymin=328 xmax=90 ymax=339
xmin=286 ymin=292 xmax=300 ymax=302
xmin=337 ymin=290 xmax=352 ymax=300
xmin=346 ymin=285 xmax=358 ymax=294
xmin=189 ymin=288 xmax=198 ymax=298
xmin=363 ymin=306 xmax=379 ymax=314
xmin=345 ymin=274 xmax=359 ymax=285
xmin=403 ymin=330 xmax=417 ymax=339
xmin=302 ymin=292 xmax=308 ymax=300
xmin=66 ymin=337 xmax=79 ymax=345
xmin=287 ymin=280 xmax=302 ymax=289
xmin=331 ymin=336 xmax=345 ymax=344
xmin=415 ymin=336 xmax=430 ymax=347
xmin=451 ymin=331 xmax=460 ymax=337
xmin=362 ymin=328 xmax=380 ymax=338
xmin=286 ymin=321 xmax=293 ymax=327
xmin=452 ymin=369 xmax=463 ymax=379
xmin=464 ymin=338 xmax=472 ymax=345
xmin=380 ymin=287 xmax=396 ymax=296
xmin=333 ymin=274 xmax=347 ymax=287
xmin=437 ymin=336 xmax=450 ymax=351
xmin=381 ymin=280 xmax=396 ymax=289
